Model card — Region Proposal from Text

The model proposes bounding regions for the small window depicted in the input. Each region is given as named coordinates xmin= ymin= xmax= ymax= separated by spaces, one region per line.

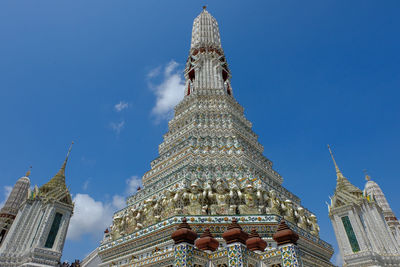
xmin=189 ymin=69 xmax=195 ymax=81
xmin=222 ymin=70 xmax=228 ymax=81
xmin=45 ymin=212 xmax=63 ymax=248
xmin=0 ymin=229 xmax=7 ymax=244
xmin=227 ymin=83 xmax=231 ymax=95
xmin=341 ymin=216 xmax=360 ymax=252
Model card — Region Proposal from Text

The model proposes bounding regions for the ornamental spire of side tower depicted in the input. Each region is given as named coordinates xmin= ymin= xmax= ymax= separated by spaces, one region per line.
xmin=0 ymin=145 xmax=75 ymax=265
xmin=327 ymin=145 xmax=363 ymax=210
xmin=364 ymin=173 xmax=400 ymax=239
xmin=39 ymin=142 xmax=73 ymax=205
xmin=0 ymin=171 xmax=30 ymax=217
xmin=185 ymin=7 xmax=232 ymax=95
xmin=0 ymin=170 xmax=30 ymax=246
xmin=327 ymin=144 xmax=344 ymax=180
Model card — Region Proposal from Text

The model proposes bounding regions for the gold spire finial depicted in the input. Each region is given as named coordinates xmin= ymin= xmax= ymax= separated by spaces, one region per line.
xmin=363 ymin=169 xmax=371 ymax=181
xmin=203 ymin=5 xmax=207 ymax=10
xmin=38 ymin=142 xmax=74 ymax=206
xmin=67 ymin=141 xmax=74 ymax=158
xmin=60 ymin=141 xmax=74 ymax=173
xmin=25 ymin=166 xmax=32 ymax=177
xmin=327 ymin=144 xmax=341 ymax=175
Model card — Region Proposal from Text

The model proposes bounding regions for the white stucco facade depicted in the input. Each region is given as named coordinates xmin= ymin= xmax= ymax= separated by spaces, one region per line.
xmin=0 ymin=145 xmax=74 ymax=267
xmin=328 ymin=146 xmax=400 ymax=266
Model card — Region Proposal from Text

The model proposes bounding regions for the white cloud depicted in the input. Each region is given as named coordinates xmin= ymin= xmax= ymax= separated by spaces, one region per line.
xmin=126 ymin=175 xmax=142 ymax=195
xmin=147 ymin=66 xmax=161 ymax=78
xmin=82 ymin=180 xmax=90 ymax=191
xmin=164 ymin=61 xmax=178 ymax=76
xmin=110 ymin=120 xmax=125 ymax=134
xmin=0 ymin=186 xmax=12 ymax=209
xmin=67 ymin=175 xmax=141 ymax=240
xmin=148 ymin=60 xmax=185 ymax=121
xmin=114 ymin=101 xmax=129 ymax=112
xmin=112 ymin=195 xmax=125 ymax=210
xmin=67 ymin=193 xmax=114 ymax=240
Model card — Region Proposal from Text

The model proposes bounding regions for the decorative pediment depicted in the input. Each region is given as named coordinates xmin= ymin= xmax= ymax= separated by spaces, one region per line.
xmin=328 ymin=145 xmax=363 ymax=209
xmin=331 ymin=182 xmax=363 ymax=208
xmin=39 ymin=143 xmax=74 ymax=207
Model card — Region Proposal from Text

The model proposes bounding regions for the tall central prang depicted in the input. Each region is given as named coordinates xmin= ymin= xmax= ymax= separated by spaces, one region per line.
xmin=127 ymin=7 xmax=298 ymax=217
xmin=97 ymin=8 xmax=334 ymax=267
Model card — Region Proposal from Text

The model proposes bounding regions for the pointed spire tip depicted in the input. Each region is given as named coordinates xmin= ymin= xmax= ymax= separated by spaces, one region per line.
xmin=61 ymin=141 xmax=74 ymax=172
xmin=327 ymin=144 xmax=341 ymax=174
xmin=363 ymin=169 xmax=371 ymax=181
xmin=66 ymin=141 xmax=74 ymax=159
xmin=25 ymin=166 xmax=32 ymax=177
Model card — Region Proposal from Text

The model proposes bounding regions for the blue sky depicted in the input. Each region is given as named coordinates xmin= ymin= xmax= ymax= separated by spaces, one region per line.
xmin=0 ymin=0 xmax=399 ymax=265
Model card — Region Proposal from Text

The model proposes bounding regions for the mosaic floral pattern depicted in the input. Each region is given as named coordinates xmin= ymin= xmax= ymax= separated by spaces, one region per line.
xmin=210 ymin=249 xmax=228 ymax=259
xmin=174 ymin=243 xmax=194 ymax=267
xmin=100 ymin=215 xmax=280 ymax=251
xmin=279 ymin=244 xmax=302 ymax=267
xmin=100 ymin=214 xmax=332 ymax=254
xmin=131 ymin=251 xmax=174 ymax=266
xmin=126 ymin=241 xmax=305 ymax=267
xmin=227 ymin=243 xmax=248 ymax=267
xmin=261 ymin=249 xmax=282 ymax=259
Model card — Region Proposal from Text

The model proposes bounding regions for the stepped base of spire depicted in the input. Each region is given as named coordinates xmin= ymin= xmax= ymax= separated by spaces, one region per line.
xmin=98 ymin=215 xmax=334 ymax=266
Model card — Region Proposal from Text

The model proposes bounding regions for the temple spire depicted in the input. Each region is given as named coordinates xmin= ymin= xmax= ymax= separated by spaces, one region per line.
xmin=364 ymin=172 xmax=400 ymax=234
xmin=190 ymin=8 xmax=222 ymax=51
xmin=39 ymin=142 xmax=74 ymax=205
xmin=363 ymin=169 xmax=371 ymax=181
xmin=327 ymin=145 xmax=341 ymax=175
xmin=327 ymin=145 xmax=345 ymax=180
xmin=59 ymin=141 xmax=73 ymax=177
xmin=25 ymin=166 xmax=32 ymax=177
xmin=185 ymin=8 xmax=231 ymax=95
xmin=327 ymin=145 xmax=363 ymax=209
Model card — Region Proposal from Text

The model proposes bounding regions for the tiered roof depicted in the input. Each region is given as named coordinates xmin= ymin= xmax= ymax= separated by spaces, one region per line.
xmin=328 ymin=145 xmax=363 ymax=210
xmin=39 ymin=142 xmax=73 ymax=206
xmin=190 ymin=7 xmax=222 ymax=51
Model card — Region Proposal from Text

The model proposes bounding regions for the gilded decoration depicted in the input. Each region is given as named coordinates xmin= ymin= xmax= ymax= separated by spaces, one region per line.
xmin=96 ymin=7 xmax=335 ymax=267
xmin=108 ymin=177 xmax=320 ymax=241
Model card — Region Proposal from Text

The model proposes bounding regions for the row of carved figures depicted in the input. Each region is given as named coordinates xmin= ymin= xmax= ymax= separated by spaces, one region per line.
xmin=109 ymin=179 xmax=319 ymax=240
